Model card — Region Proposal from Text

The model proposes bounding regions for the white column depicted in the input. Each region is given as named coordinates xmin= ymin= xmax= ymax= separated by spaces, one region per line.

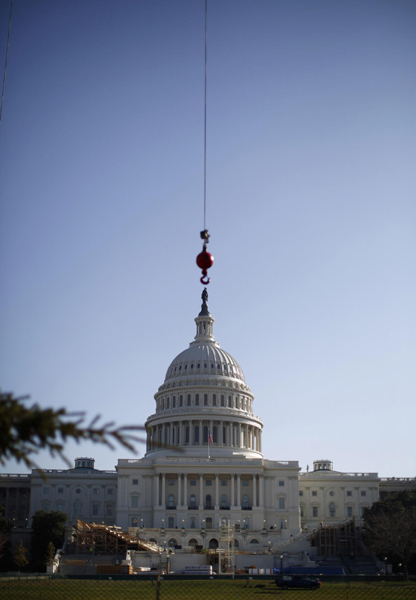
xmin=253 ymin=474 xmax=257 ymax=507
xmin=199 ymin=474 xmax=204 ymax=509
xmin=220 ymin=421 xmax=224 ymax=446
xmin=155 ymin=474 xmax=160 ymax=508
xmin=199 ymin=420 xmax=203 ymax=445
xmin=184 ymin=474 xmax=188 ymax=507
xmin=237 ymin=474 xmax=241 ymax=508
xmin=231 ymin=475 xmax=235 ymax=508
xmin=178 ymin=474 xmax=182 ymax=507
xmin=162 ymin=473 xmax=166 ymax=509
xmin=215 ymin=474 xmax=219 ymax=508
xmin=238 ymin=423 xmax=242 ymax=447
xmin=259 ymin=475 xmax=264 ymax=507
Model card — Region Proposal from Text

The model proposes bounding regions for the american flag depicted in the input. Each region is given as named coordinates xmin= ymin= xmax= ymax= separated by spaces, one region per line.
xmin=208 ymin=431 xmax=213 ymax=444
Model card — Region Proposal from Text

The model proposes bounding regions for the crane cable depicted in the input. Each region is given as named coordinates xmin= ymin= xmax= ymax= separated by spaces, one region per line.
xmin=0 ymin=0 xmax=14 ymax=129
xmin=196 ymin=0 xmax=214 ymax=285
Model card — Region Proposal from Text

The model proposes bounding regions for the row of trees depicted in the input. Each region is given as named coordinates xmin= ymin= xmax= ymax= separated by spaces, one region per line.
xmin=0 ymin=506 xmax=67 ymax=572
xmin=362 ymin=490 xmax=416 ymax=578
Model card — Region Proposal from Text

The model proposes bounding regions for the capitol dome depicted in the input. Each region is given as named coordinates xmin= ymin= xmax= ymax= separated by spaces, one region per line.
xmin=145 ymin=289 xmax=263 ymax=458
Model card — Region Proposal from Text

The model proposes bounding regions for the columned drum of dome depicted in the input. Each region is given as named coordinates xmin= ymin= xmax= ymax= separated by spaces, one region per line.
xmin=145 ymin=290 xmax=263 ymax=458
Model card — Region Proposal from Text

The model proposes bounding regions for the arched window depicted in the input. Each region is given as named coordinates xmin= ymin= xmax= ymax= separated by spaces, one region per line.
xmin=168 ymin=494 xmax=175 ymax=508
xmin=213 ymin=394 xmax=216 ymax=406
xmin=249 ymin=538 xmax=259 ymax=544
xmin=213 ymin=426 xmax=217 ymax=443
xmin=172 ymin=396 xmax=176 ymax=408
xmin=148 ymin=538 xmax=157 ymax=544
xmin=204 ymin=394 xmax=208 ymax=406
xmin=188 ymin=538 xmax=198 ymax=549
xmin=221 ymin=495 xmax=228 ymax=509
xmin=166 ymin=397 xmax=170 ymax=409
xmin=195 ymin=394 xmax=199 ymax=406
xmin=74 ymin=500 xmax=81 ymax=515
xmin=179 ymin=395 xmax=183 ymax=407
xmin=168 ymin=538 xmax=177 ymax=548
xmin=203 ymin=426 xmax=208 ymax=443
xmin=41 ymin=501 xmax=50 ymax=511
xmin=233 ymin=539 xmax=239 ymax=548
xmin=209 ymin=538 xmax=218 ymax=549
xmin=242 ymin=495 xmax=249 ymax=509
xmin=329 ymin=502 xmax=336 ymax=517
xmin=187 ymin=394 xmax=191 ymax=406
xmin=185 ymin=426 xmax=189 ymax=444
xmin=228 ymin=395 xmax=232 ymax=407
xmin=189 ymin=494 xmax=196 ymax=508
xmin=205 ymin=495 xmax=212 ymax=509
xmin=221 ymin=395 xmax=225 ymax=407
xmin=194 ymin=425 xmax=199 ymax=443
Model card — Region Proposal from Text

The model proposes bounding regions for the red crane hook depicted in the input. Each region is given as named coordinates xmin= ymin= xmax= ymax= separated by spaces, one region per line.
xmin=196 ymin=230 xmax=214 ymax=284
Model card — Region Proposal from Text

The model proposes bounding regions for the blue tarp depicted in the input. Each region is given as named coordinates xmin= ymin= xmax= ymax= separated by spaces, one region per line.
xmin=278 ymin=566 xmax=345 ymax=575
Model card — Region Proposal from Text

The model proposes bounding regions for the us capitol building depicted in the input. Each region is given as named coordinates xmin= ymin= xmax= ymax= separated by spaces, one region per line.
xmin=2 ymin=291 xmax=415 ymax=552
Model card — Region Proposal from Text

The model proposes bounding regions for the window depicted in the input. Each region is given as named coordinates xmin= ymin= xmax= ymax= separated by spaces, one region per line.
xmin=190 ymin=480 xmax=196 ymax=486
xmin=299 ymin=491 xmax=303 ymax=496
xmin=213 ymin=394 xmax=216 ymax=406
xmin=57 ymin=503 xmax=64 ymax=512
xmin=168 ymin=480 xmax=174 ymax=486
xmin=243 ymin=518 xmax=249 ymax=529
xmin=250 ymin=538 xmax=259 ymax=544
xmin=187 ymin=395 xmax=191 ymax=406
xmin=221 ymin=480 xmax=227 ymax=486
xmin=361 ymin=491 xmax=366 ymax=497
xmin=279 ymin=481 xmax=284 ymax=487
xmin=108 ymin=489 xmax=113 ymax=495
xmin=168 ymin=494 xmax=175 ymax=508
xmin=74 ymin=500 xmax=81 ymax=515
xmin=131 ymin=517 xmax=138 ymax=526
xmin=279 ymin=498 xmax=285 ymax=509
xmin=206 ymin=480 xmax=212 ymax=486
xmin=242 ymin=480 xmax=249 ymax=487
xmin=92 ymin=504 xmax=98 ymax=516
xmin=329 ymin=491 xmax=334 ymax=496
xmin=189 ymin=494 xmax=196 ymax=508
xmin=347 ymin=506 xmax=353 ymax=517
xmin=347 ymin=491 xmax=352 ymax=497
xmin=312 ymin=491 xmax=317 ymax=496
xmin=168 ymin=517 xmax=174 ymax=528
xmin=361 ymin=506 xmax=366 ymax=516
xmin=221 ymin=495 xmax=228 ymax=508
xmin=180 ymin=395 xmax=183 ymax=407
xmin=106 ymin=504 xmax=113 ymax=516
xmin=242 ymin=495 xmax=249 ymax=509
xmin=43 ymin=487 xmax=50 ymax=494
xmin=329 ymin=502 xmax=336 ymax=517
xmin=194 ymin=425 xmax=199 ymax=443
xmin=300 ymin=506 xmax=304 ymax=517
xmin=228 ymin=396 xmax=232 ymax=407
xmin=172 ymin=396 xmax=176 ymax=407
xmin=195 ymin=394 xmax=199 ymax=406
xmin=58 ymin=488 xmax=64 ymax=494
xmin=221 ymin=395 xmax=225 ymax=406
xmin=132 ymin=479 xmax=138 ymax=485
xmin=204 ymin=394 xmax=208 ymax=406
xmin=190 ymin=517 xmax=196 ymax=529
xmin=132 ymin=496 xmax=138 ymax=508
xmin=93 ymin=488 xmax=99 ymax=495
xmin=205 ymin=494 xmax=212 ymax=508
xmin=312 ymin=506 xmax=318 ymax=517
xmin=185 ymin=426 xmax=189 ymax=444
xmin=41 ymin=501 xmax=49 ymax=511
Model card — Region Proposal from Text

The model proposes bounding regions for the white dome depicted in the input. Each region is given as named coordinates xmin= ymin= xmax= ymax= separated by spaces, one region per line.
xmin=164 ymin=344 xmax=245 ymax=384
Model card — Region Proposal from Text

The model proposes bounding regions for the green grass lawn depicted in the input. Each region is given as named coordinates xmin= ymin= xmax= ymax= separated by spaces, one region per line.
xmin=0 ymin=578 xmax=415 ymax=600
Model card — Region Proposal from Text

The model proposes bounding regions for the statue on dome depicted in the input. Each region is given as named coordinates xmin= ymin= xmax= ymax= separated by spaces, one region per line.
xmin=199 ymin=287 xmax=209 ymax=316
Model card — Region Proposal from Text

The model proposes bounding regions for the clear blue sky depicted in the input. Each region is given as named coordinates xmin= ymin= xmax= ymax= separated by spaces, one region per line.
xmin=1 ymin=0 xmax=415 ymax=477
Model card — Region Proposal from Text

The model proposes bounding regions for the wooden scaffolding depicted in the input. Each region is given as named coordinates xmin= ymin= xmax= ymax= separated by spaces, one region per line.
xmin=74 ymin=520 xmax=160 ymax=555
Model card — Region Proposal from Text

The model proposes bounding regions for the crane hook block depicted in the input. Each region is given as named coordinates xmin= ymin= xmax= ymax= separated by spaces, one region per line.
xmin=196 ymin=243 xmax=214 ymax=285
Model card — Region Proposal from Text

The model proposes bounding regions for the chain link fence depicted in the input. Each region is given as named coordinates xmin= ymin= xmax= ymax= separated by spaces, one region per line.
xmin=0 ymin=576 xmax=415 ymax=600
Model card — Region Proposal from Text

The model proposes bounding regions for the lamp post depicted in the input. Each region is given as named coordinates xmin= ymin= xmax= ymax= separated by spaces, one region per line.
xmin=201 ymin=519 xmax=206 ymax=549
xmin=280 ymin=554 xmax=284 ymax=575
xmin=384 ymin=556 xmax=388 ymax=576
xmin=261 ymin=520 xmax=267 ymax=536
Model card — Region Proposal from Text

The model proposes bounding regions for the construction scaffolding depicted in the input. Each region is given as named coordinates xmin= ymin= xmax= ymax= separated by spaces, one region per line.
xmin=74 ymin=520 xmax=160 ymax=555
xmin=311 ymin=518 xmax=359 ymax=557
xmin=218 ymin=519 xmax=235 ymax=574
